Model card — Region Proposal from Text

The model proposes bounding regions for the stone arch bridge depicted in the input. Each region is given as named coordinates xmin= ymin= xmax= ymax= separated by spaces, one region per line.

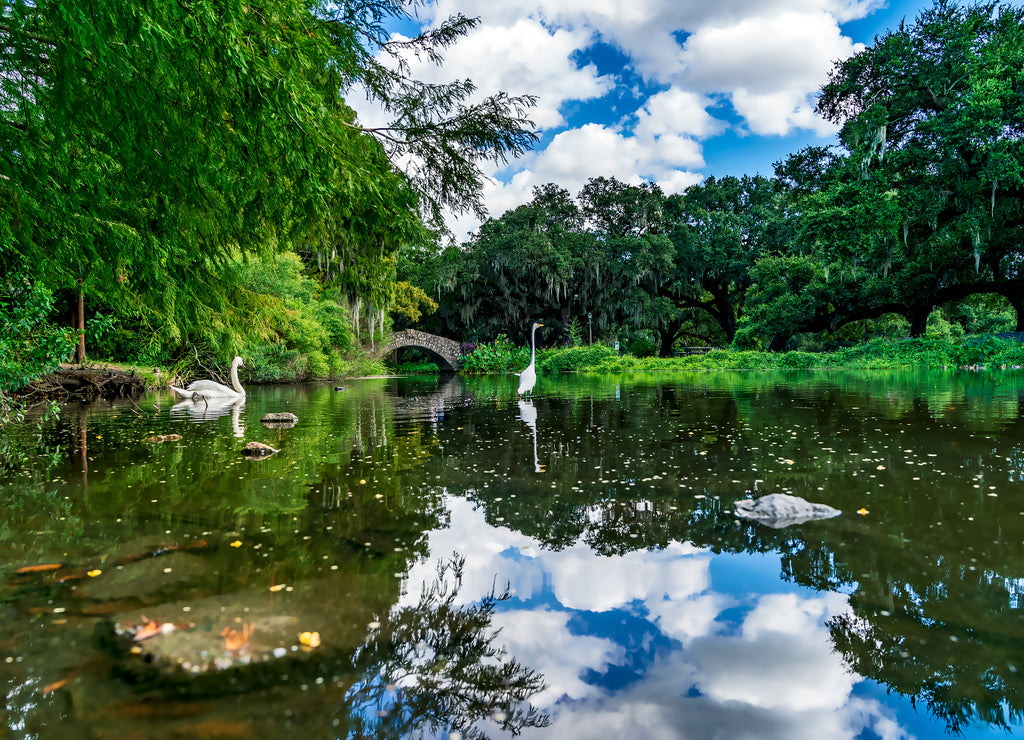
xmin=378 ymin=329 xmax=465 ymax=372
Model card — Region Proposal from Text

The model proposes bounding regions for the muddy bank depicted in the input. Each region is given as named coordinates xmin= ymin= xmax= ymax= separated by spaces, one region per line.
xmin=27 ymin=365 xmax=149 ymax=399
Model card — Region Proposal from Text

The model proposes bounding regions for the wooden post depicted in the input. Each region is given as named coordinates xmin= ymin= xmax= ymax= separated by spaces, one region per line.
xmin=75 ymin=281 xmax=86 ymax=364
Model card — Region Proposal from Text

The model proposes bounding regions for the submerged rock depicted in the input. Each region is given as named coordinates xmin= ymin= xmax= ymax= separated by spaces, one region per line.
xmin=734 ymin=493 xmax=841 ymax=529
xmin=241 ymin=441 xmax=279 ymax=458
xmin=260 ymin=412 xmax=298 ymax=428
xmin=143 ymin=434 xmax=182 ymax=443
xmin=101 ymin=568 xmax=392 ymax=696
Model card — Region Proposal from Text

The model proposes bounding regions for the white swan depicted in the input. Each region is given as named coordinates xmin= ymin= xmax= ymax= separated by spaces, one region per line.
xmin=170 ymin=356 xmax=246 ymax=399
xmin=515 ymin=322 xmax=543 ymax=397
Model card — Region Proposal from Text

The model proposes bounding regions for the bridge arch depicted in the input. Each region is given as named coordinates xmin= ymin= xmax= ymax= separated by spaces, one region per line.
xmin=379 ymin=329 xmax=465 ymax=373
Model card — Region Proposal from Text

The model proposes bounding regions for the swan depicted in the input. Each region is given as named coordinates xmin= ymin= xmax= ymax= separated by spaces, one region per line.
xmin=170 ymin=356 xmax=246 ymax=399
xmin=515 ymin=322 xmax=543 ymax=397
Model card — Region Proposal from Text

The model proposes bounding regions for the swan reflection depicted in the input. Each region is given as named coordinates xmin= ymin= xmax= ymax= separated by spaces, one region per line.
xmin=170 ymin=396 xmax=246 ymax=437
xmin=519 ymin=399 xmax=545 ymax=473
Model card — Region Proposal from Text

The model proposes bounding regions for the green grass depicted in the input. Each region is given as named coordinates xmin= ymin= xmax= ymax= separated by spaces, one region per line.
xmin=459 ymin=336 xmax=1024 ymax=375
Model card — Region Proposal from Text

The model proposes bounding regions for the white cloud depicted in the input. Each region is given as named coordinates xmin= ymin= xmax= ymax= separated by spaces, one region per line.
xmin=545 ymin=540 xmax=711 ymax=613
xmin=492 ymin=609 xmax=621 ymax=704
xmin=394 ymin=18 xmax=614 ymax=130
xmin=692 ymin=591 xmax=856 ymax=711
xmin=489 ymin=123 xmax=703 ymax=217
xmin=366 ymin=0 xmax=881 ymax=233
xmin=680 ymin=12 xmax=861 ymax=93
xmin=731 ymin=88 xmax=837 ymax=137
xmin=678 ymin=10 xmax=861 ymax=136
xmin=634 ymin=88 xmax=721 ymax=141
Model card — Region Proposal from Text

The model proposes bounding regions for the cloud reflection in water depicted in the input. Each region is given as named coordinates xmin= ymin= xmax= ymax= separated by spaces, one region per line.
xmin=401 ymin=497 xmax=913 ymax=740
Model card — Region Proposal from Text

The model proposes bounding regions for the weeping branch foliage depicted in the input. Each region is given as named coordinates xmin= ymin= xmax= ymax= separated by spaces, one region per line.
xmin=0 ymin=0 xmax=536 ymax=379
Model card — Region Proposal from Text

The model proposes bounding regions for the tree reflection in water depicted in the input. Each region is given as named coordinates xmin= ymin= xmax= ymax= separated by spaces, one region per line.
xmin=342 ymin=556 xmax=550 ymax=739
xmin=827 ymin=576 xmax=1024 ymax=734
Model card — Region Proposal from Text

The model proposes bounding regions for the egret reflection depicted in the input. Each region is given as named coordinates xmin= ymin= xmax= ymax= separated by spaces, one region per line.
xmin=519 ymin=399 xmax=545 ymax=473
xmin=170 ymin=396 xmax=246 ymax=437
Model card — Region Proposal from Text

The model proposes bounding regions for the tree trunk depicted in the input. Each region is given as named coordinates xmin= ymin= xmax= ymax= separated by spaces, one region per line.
xmin=75 ymin=281 xmax=86 ymax=364
xmin=908 ymin=309 xmax=930 ymax=337
xmin=768 ymin=333 xmax=791 ymax=352
xmin=657 ymin=319 xmax=681 ymax=357
xmin=1011 ymin=299 xmax=1024 ymax=331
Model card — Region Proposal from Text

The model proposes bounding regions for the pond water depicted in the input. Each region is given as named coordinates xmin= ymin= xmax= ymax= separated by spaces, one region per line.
xmin=3 ymin=370 xmax=1024 ymax=739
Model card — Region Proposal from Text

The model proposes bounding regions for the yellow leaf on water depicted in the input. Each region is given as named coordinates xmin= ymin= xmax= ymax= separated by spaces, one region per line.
xmin=230 ymin=540 xmax=243 ymax=548
xmin=857 ymin=508 xmax=869 ymax=516
xmin=299 ymin=631 xmax=321 ymax=648
xmin=87 ymin=569 xmax=102 ymax=577
xmin=269 ymin=584 xmax=286 ymax=592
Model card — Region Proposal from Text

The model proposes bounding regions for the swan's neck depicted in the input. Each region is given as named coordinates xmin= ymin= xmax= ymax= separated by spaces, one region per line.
xmin=230 ymin=361 xmax=244 ymax=394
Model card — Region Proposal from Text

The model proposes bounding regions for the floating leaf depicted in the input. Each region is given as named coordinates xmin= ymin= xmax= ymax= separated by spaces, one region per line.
xmin=857 ymin=508 xmax=869 ymax=516
xmin=16 ymin=563 xmax=63 ymax=574
xmin=41 ymin=678 xmax=69 ymax=695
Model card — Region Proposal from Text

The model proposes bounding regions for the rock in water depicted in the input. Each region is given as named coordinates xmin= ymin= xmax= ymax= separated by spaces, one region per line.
xmin=733 ymin=493 xmax=841 ymax=529
xmin=143 ymin=434 xmax=182 ymax=443
xmin=242 ymin=441 xmax=279 ymax=458
xmin=261 ymin=412 xmax=298 ymax=428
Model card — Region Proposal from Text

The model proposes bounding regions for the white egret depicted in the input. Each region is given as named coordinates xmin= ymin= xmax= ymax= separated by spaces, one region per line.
xmin=170 ymin=356 xmax=246 ymax=399
xmin=515 ymin=322 xmax=543 ymax=397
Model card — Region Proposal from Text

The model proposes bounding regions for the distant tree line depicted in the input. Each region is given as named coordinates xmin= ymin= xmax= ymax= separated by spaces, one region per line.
xmin=400 ymin=0 xmax=1024 ymax=354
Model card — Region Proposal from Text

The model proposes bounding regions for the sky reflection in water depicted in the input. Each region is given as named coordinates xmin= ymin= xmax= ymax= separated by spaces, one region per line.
xmin=404 ymin=496 xmax=917 ymax=740
xmin=3 ymin=370 xmax=1024 ymax=738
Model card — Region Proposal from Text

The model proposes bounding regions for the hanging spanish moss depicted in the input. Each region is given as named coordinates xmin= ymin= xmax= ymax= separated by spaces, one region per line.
xmin=972 ymin=225 xmax=982 ymax=273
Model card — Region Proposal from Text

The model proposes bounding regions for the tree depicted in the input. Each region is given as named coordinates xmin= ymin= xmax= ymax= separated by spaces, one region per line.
xmin=0 ymin=0 xmax=536 ymax=371
xmin=576 ymin=177 xmax=677 ymax=354
xmin=663 ymin=175 xmax=788 ymax=351
xmin=449 ymin=184 xmax=597 ymax=343
xmin=813 ymin=0 xmax=1024 ymax=331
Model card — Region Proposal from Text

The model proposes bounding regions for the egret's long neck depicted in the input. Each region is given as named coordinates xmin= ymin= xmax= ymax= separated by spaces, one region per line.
xmin=530 ymin=325 xmax=538 ymax=363
xmin=231 ymin=361 xmax=244 ymax=394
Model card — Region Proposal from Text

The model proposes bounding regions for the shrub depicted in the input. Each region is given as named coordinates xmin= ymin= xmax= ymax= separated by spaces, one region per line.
xmin=0 ymin=280 xmax=75 ymax=393
xmin=459 ymin=336 xmax=528 ymax=374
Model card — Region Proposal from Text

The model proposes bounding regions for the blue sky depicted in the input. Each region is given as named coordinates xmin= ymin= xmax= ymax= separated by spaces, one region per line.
xmin=361 ymin=0 xmax=942 ymax=238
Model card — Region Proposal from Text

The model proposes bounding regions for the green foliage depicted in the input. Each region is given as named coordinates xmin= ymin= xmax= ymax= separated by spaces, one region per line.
xmin=393 ymin=361 xmax=441 ymax=375
xmin=941 ymin=294 xmax=1015 ymax=334
xmin=390 ymin=282 xmax=439 ymax=329
xmin=1 ymin=0 xmax=536 ymax=367
xmin=537 ymin=345 xmax=619 ymax=373
xmin=949 ymin=336 xmax=1024 ymax=367
xmin=828 ymin=338 xmax=957 ymax=368
xmin=0 ymin=399 xmax=62 ymax=471
xmin=777 ymin=351 xmax=818 ymax=368
xmin=0 ymin=278 xmax=75 ymax=393
xmin=458 ymin=336 xmax=1024 ymax=375
xmin=459 ymin=336 xmax=530 ymax=375
xmin=621 ymin=330 xmax=657 ymax=358
xmin=231 ymin=253 xmax=354 ymax=381
xmin=564 ymin=318 xmax=584 ymax=348
xmin=925 ymin=313 xmax=967 ymax=342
